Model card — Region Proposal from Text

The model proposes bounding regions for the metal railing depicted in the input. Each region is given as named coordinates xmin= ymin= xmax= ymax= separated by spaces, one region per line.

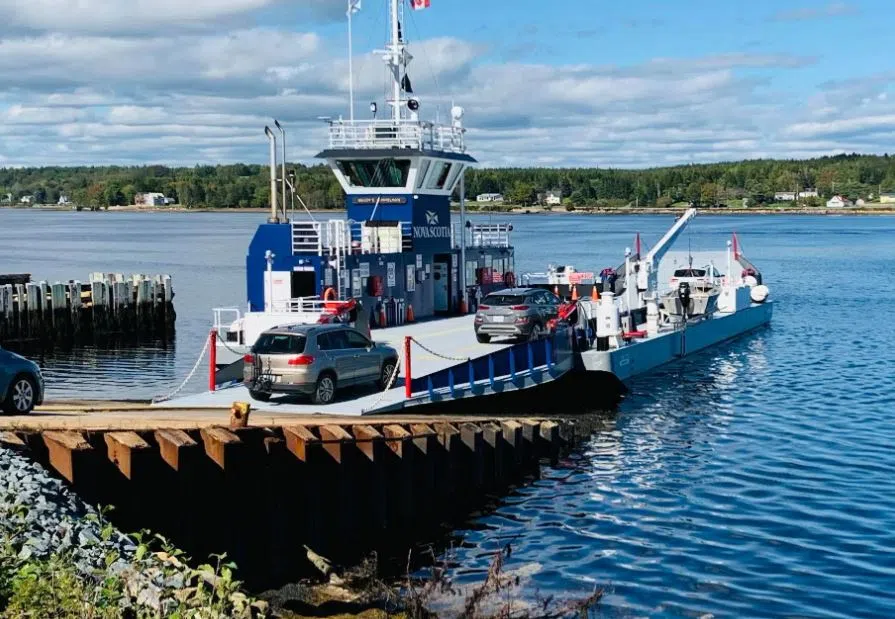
xmin=293 ymin=219 xmax=414 ymax=256
xmin=327 ymin=120 xmax=466 ymax=154
xmin=452 ymin=223 xmax=512 ymax=249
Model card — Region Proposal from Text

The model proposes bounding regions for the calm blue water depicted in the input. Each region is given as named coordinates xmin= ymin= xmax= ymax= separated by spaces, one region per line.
xmin=3 ymin=210 xmax=895 ymax=616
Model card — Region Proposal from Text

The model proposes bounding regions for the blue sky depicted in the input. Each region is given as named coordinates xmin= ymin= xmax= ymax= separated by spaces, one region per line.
xmin=1 ymin=0 xmax=894 ymax=168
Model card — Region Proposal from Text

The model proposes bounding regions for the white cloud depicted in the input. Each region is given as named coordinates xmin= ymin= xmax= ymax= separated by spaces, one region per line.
xmin=0 ymin=5 xmax=893 ymax=170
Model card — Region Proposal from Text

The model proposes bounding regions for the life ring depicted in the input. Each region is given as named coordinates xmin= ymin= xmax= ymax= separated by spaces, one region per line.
xmin=323 ymin=287 xmax=337 ymax=301
xmin=504 ymin=272 xmax=516 ymax=288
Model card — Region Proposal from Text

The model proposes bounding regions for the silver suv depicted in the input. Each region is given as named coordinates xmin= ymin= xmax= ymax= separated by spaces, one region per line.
xmin=474 ymin=287 xmax=562 ymax=343
xmin=244 ymin=324 xmax=399 ymax=405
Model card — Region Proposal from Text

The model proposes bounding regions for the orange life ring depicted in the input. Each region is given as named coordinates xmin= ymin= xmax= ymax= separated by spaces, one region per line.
xmin=323 ymin=287 xmax=336 ymax=301
xmin=504 ymin=272 xmax=516 ymax=288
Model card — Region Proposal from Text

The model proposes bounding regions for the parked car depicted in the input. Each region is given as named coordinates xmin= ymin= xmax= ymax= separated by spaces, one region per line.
xmin=0 ymin=346 xmax=45 ymax=414
xmin=243 ymin=324 xmax=399 ymax=404
xmin=474 ymin=287 xmax=562 ymax=343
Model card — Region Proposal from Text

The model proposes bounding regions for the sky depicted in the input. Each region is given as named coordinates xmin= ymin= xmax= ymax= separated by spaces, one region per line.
xmin=1 ymin=0 xmax=894 ymax=169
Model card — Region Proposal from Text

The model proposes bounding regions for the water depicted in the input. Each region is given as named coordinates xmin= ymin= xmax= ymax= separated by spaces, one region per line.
xmin=3 ymin=210 xmax=895 ymax=616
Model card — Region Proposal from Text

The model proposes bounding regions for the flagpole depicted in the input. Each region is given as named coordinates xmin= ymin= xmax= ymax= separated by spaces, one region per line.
xmin=348 ymin=0 xmax=355 ymax=122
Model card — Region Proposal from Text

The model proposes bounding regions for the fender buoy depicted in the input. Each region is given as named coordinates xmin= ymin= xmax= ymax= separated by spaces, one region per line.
xmin=504 ymin=272 xmax=516 ymax=288
xmin=323 ymin=287 xmax=336 ymax=301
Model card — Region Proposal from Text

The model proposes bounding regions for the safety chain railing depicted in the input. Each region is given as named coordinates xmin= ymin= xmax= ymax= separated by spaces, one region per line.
xmin=409 ymin=337 xmax=471 ymax=362
xmin=151 ymin=335 xmax=211 ymax=404
xmin=360 ymin=357 xmax=403 ymax=413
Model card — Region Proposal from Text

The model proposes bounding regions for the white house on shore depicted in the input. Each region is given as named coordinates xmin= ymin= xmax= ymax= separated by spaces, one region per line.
xmin=58 ymin=195 xmax=71 ymax=205
xmin=545 ymin=190 xmax=562 ymax=206
xmin=827 ymin=195 xmax=853 ymax=208
xmin=880 ymin=193 xmax=895 ymax=204
xmin=19 ymin=195 xmax=33 ymax=205
xmin=476 ymin=193 xmax=504 ymax=203
xmin=135 ymin=192 xmax=172 ymax=206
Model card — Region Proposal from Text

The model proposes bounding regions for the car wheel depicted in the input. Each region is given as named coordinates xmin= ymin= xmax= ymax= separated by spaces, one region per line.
xmin=248 ymin=390 xmax=271 ymax=402
xmin=378 ymin=359 xmax=398 ymax=389
xmin=476 ymin=333 xmax=491 ymax=343
xmin=528 ymin=323 xmax=543 ymax=342
xmin=3 ymin=374 xmax=37 ymax=415
xmin=311 ymin=373 xmax=336 ymax=405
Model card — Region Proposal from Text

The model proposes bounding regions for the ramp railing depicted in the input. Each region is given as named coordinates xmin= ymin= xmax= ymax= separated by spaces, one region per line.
xmin=406 ymin=327 xmax=574 ymax=402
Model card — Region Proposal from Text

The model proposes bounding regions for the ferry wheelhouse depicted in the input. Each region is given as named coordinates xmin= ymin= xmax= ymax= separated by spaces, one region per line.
xmin=214 ymin=0 xmax=515 ymax=365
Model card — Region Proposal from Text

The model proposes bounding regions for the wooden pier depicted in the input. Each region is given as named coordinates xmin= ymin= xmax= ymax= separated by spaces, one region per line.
xmin=0 ymin=272 xmax=175 ymax=349
xmin=0 ymin=404 xmax=587 ymax=589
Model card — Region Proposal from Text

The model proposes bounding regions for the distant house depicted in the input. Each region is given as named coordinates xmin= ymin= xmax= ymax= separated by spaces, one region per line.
xmin=774 ymin=189 xmax=817 ymax=201
xmin=1 ymin=193 xmax=11 ymax=204
xmin=19 ymin=195 xmax=33 ymax=205
xmin=827 ymin=195 xmax=853 ymax=208
xmin=476 ymin=193 xmax=504 ymax=203
xmin=545 ymin=190 xmax=562 ymax=206
xmin=135 ymin=192 xmax=170 ymax=206
xmin=58 ymin=195 xmax=71 ymax=205
xmin=880 ymin=193 xmax=895 ymax=204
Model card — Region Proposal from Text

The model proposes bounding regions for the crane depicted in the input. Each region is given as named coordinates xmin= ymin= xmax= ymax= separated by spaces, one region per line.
xmin=635 ymin=208 xmax=697 ymax=298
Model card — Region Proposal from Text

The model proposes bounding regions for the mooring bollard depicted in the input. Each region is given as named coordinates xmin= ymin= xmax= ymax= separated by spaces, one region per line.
xmin=404 ymin=336 xmax=412 ymax=399
xmin=209 ymin=328 xmax=217 ymax=392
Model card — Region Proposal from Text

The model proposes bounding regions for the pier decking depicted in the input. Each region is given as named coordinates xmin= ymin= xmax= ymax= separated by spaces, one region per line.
xmin=0 ymin=404 xmax=587 ymax=588
xmin=171 ymin=315 xmax=575 ymax=415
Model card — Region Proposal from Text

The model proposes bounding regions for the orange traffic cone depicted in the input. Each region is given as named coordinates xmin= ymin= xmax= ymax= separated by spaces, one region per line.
xmin=592 ymin=284 xmax=599 ymax=300
xmin=406 ymin=304 xmax=415 ymax=323
xmin=571 ymin=285 xmax=579 ymax=301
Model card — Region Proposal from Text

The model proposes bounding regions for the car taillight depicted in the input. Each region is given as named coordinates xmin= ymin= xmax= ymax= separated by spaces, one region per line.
xmin=510 ymin=305 xmax=530 ymax=310
xmin=243 ymin=354 xmax=255 ymax=363
xmin=478 ymin=304 xmax=490 ymax=310
xmin=287 ymin=354 xmax=315 ymax=366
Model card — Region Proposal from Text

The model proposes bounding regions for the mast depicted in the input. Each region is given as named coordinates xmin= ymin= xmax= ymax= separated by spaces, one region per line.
xmin=387 ymin=0 xmax=405 ymax=123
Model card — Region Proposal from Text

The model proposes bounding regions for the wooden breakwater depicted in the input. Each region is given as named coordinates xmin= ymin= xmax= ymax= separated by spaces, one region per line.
xmin=0 ymin=273 xmax=175 ymax=349
xmin=0 ymin=408 xmax=588 ymax=590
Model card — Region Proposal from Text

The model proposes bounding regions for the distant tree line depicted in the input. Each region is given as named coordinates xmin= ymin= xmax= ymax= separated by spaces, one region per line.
xmin=2 ymin=153 xmax=895 ymax=209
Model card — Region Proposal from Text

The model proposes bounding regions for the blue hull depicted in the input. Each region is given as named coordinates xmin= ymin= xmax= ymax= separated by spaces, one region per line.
xmin=580 ymin=302 xmax=774 ymax=381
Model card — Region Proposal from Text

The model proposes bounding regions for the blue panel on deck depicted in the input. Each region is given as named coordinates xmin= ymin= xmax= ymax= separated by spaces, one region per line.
xmin=246 ymin=223 xmax=293 ymax=312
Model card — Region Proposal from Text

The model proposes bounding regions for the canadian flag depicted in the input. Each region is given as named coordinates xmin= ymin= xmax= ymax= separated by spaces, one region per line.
xmin=411 ymin=0 xmax=431 ymax=9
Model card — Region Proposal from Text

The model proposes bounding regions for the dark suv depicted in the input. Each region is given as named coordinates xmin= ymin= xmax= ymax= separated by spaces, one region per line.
xmin=474 ymin=288 xmax=562 ymax=343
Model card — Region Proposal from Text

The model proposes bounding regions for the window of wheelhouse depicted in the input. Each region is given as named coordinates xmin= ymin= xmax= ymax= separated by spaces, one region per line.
xmin=445 ymin=163 xmax=464 ymax=191
xmin=336 ymin=159 xmax=411 ymax=188
xmin=415 ymin=159 xmax=431 ymax=189
xmin=426 ymin=161 xmax=454 ymax=190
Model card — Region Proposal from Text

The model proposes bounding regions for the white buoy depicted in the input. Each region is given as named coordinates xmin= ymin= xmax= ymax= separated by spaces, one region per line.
xmin=743 ymin=275 xmax=758 ymax=287
xmin=751 ymin=285 xmax=769 ymax=303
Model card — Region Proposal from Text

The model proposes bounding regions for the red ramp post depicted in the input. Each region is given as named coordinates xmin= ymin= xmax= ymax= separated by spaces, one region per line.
xmin=404 ymin=336 xmax=412 ymax=399
xmin=209 ymin=328 xmax=217 ymax=392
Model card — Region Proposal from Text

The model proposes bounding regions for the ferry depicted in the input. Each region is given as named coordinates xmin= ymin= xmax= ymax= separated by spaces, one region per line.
xmin=183 ymin=0 xmax=773 ymax=414
xmin=212 ymin=0 xmax=515 ymax=369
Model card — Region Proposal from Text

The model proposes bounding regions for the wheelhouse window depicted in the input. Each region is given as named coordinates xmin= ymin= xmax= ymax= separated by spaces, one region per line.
xmin=337 ymin=159 xmax=411 ymax=188
xmin=426 ymin=161 xmax=454 ymax=190
xmin=416 ymin=159 xmax=431 ymax=189
xmin=445 ymin=163 xmax=464 ymax=191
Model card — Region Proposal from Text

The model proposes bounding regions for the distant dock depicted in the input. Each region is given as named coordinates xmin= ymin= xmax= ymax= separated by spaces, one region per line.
xmin=0 ymin=273 xmax=175 ymax=350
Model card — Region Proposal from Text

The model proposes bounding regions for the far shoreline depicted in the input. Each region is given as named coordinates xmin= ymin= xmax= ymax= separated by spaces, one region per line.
xmin=3 ymin=204 xmax=895 ymax=216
